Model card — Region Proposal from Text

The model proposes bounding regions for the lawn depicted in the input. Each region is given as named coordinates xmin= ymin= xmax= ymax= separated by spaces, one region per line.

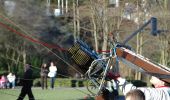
xmin=0 ymin=87 xmax=94 ymax=100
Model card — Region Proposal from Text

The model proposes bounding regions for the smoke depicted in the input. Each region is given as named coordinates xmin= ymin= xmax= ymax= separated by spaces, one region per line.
xmin=2 ymin=0 xmax=73 ymax=48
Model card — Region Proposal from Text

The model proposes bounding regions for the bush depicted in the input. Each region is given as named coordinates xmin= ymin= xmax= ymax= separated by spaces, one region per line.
xmin=33 ymin=79 xmax=41 ymax=87
xmin=32 ymin=78 xmax=87 ymax=87
xmin=71 ymin=80 xmax=77 ymax=87
xmin=78 ymin=80 xmax=84 ymax=87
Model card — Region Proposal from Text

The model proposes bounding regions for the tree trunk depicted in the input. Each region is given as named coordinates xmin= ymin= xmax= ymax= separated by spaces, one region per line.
xmin=61 ymin=0 xmax=64 ymax=14
xmin=89 ymin=0 xmax=100 ymax=51
xmin=22 ymin=42 xmax=26 ymax=67
xmin=76 ymin=0 xmax=80 ymax=38
xmin=102 ymin=0 xmax=109 ymax=57
xmin=73 ymin=0 xmax=77 ymax=41
xmin=58 ymin=0 xmax=60 ymax=9
xmin=90 ymin=6 xmax=98 ymax=51
xmin=159 ymin=0 xmax=168 ymax=66
xmin=65 ymin=0 xmax=68 ymax=13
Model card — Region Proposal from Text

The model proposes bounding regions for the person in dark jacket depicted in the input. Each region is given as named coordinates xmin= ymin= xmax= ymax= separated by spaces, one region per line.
xmin=17 ymin=63 xmax=35 ymax=100
xmin=40 ymin=63 xmax=48 ymax=89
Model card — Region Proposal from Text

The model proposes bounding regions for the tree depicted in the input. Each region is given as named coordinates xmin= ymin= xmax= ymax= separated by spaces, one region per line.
xmin=0 ymin=0 xmax=55 ymax=74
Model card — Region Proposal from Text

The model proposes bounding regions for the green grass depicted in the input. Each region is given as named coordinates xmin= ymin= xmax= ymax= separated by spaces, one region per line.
xmin=0 ymin=87 xmax=94 ymax=100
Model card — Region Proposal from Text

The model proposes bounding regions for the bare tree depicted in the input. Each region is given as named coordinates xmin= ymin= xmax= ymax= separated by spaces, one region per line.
xmin=73 ymin=0 xmax=80 ymax=41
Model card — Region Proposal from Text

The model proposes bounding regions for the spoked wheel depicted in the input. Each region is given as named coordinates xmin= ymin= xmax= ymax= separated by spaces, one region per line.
xmin=86 ymin=79 xmax=100 ymax=96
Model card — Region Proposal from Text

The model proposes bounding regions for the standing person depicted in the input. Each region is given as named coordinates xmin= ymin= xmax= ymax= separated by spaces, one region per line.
xmin=125 ymin=89 xmax=145 ymax=100
xmin=118 ymin=76 xmax=170 ymax=100
xmin=7 ymin=72 xmax=16 ymax=89
xmin=17 ymin=63 xmax=35 ymax=100
xmin=40 ymin=63 xmax=48 ymax=89
xmin=0 ymin=75 xmax=7 ymax=88
xmin=48 ymin=61 xmax=57 ymax=90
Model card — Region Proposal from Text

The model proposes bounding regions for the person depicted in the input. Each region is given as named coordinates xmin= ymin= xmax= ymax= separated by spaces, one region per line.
xmin=0 ymin=75 xmax=7 ymax=88
xmin=17 ymin=63 xmax=35 ymax=100
xmin=48 ymin=61 xmax=57 ymax=89
xmin=109 ymin=74 xmax=170 ymax=100
xmin=7 ymin=72 xmax=16 ymax=89
xmin=40 ymin=63 xmax=48 ymax=89
xmin=125 ymin=89 xmax=145 ymax=100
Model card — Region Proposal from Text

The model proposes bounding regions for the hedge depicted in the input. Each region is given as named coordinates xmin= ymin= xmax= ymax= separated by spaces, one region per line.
xmin=33 ymin=78 xmax=87 ymax=87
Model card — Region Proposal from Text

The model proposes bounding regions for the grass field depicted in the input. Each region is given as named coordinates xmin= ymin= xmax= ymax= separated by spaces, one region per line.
xmin=0 ymin=87 xmax=94 ymax=100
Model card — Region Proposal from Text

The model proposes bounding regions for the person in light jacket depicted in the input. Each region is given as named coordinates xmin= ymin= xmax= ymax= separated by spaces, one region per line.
xmin=48 ymin=61 xmax=57 ymax=89
xmin=7 ymin=72 xmax=16 ymax=89
xmin=113 ymin=75 xmax=170 ymax=100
